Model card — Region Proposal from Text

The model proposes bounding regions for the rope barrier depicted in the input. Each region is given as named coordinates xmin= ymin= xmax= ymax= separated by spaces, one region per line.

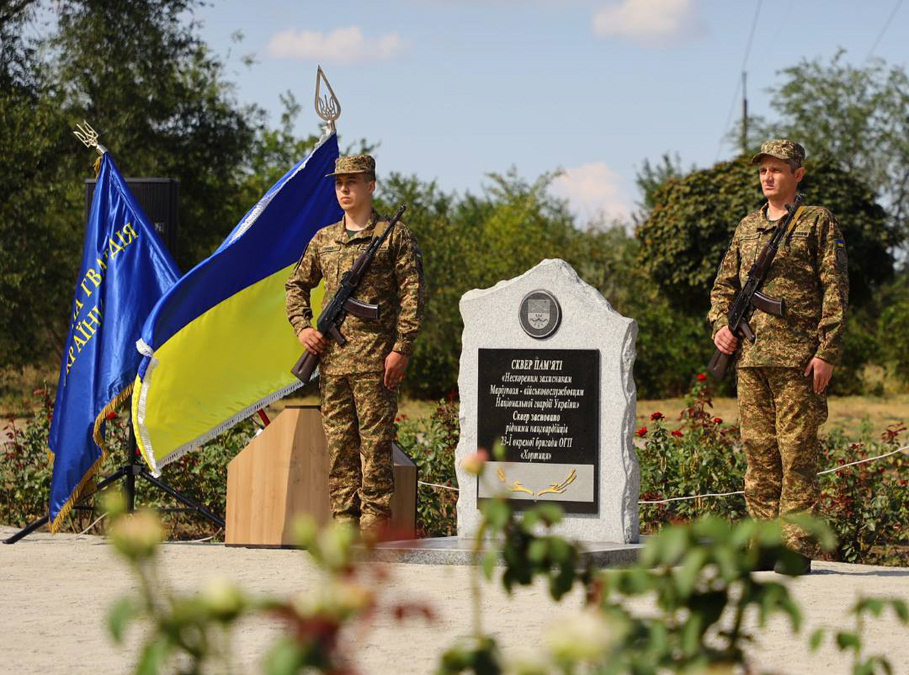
xmin=417 ymin=445 xmax=909 ymax=505
xmin=817 ymin=445 xmax=908 ymax=476
xmin=76 ymin=513 xmax=107 ymax=535
xmin=418 ymin=480 xmax=460 ymax=492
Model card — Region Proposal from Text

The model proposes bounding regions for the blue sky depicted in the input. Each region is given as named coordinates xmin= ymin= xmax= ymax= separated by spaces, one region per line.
xmin=196 ymin=0 xmax=908 ymax=224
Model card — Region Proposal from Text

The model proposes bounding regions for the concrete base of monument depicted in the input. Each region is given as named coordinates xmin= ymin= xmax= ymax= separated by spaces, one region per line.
xmin=361 ymin=536 xmax=645 ymax=567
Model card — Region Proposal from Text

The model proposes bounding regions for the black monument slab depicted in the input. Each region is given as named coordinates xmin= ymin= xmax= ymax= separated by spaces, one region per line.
xmin=477 ymin=348 xmax=599 ymax=514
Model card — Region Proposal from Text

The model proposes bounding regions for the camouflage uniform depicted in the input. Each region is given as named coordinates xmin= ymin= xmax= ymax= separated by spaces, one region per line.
xmin=285 ymin=155 xmax=425 ymax=529
xmin=708 ymin=140 xmax=849 ymax=555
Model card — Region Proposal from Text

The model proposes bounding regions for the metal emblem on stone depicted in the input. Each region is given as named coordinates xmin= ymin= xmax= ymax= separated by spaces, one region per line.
xmin=519 ymin=290 xmax=561 ymax=339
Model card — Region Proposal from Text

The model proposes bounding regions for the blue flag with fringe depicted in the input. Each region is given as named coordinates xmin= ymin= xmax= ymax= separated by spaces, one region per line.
xmin=48 ymin=153 xmax=179 ymax=530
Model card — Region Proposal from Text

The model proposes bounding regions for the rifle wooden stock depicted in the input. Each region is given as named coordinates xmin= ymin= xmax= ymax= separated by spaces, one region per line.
xmin=708 ymin=349 xmax=732 ymax=380
xmin=291 ymin=349 xmax=319 ymax=383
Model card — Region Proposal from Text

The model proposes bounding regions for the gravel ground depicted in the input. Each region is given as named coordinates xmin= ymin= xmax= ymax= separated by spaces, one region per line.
xmin=2 ymin=526 xmax=907 ymax=675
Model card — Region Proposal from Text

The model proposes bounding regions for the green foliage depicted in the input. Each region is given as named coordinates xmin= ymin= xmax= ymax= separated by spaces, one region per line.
xmin=50 ymin=0 xmax=260 ymax=268
xmin=395 ymin=398 xmax=460 ymax=536
xmin=819 ymin=424 xmax=909 ymax=564
xmin=637 ymin=156 xmax=895 ymax=315
xmin=447 ymin=475 xmax=845 ymax=675
xmin=811 ymin=595 xmax=909 ymax=675
xmin=376 ymin=170 xmax=591 ymax=399
xmin=878 ymin=271 xmax=909 ymax=383
xmin=0 ymin=9 xmax=78 ymax=368
xmin=631 ymin=298 xmax=716 ymax=399
xmin=634 ymin=152 xmax=689 ymax=213
xmin=828 ymin=311 xmax=882 ymax=395
xmin=99 ymin=441 xmax=908 ymax=675
xmin=637 ymin=378 xmax=748 ymax=528
xmin=590 ymin=517 xmax=815 ymax=673
xmin=758 ymin=49 xmax=909 ymax=241
xmin=0 ymin=388 xmax=255 ymax=537
xmin=0 ymin=2 xmax=325 ymax=370
xmin=0 ymin=387 xmax=55 ymax=526
xmin=636 ymin=380 xmax=909 ymax=566
xmin=106 ymin=510 xmax=434 ymax=675
xmin=478 ymin=498 xmax=590 ymax=602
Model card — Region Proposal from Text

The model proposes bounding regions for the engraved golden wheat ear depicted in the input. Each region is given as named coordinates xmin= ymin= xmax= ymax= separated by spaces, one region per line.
xmin=537 ymin=468 xmax=577 ymax=496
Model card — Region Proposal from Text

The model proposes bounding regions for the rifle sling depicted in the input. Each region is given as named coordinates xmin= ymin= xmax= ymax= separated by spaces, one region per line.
xmin=781 ymin=205 xmax=806 ymax=245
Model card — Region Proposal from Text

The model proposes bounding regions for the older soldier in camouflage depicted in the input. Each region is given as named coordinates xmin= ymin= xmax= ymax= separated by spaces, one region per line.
xmin=285 ymin=154 xmax=425 ymax=534
xmin=709 ymin=139 xmax=849 ymax=574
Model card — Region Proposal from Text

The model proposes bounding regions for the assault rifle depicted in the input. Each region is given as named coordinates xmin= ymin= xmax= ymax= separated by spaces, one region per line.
xmin=707 ymin=194 xmax=803 ymax=380
xmin=291 ymin=204 xmax=407 ymax=383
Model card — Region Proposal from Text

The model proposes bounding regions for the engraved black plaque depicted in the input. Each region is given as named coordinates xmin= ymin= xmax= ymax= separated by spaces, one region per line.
xmin=477 ymin=348 xmax=599 ymax=514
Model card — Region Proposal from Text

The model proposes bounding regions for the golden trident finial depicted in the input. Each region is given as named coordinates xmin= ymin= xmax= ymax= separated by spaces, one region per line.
xmin=314 ymin=66 xmax=341 ymax=132
xmin=73 ymin=121 xmax=108 ymax=156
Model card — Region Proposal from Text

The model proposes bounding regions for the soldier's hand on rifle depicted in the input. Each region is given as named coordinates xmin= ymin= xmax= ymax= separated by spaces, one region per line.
xmin=298 ymin=327 xmax=327 ymax=354
xmin=714 ymin=326 xmax=739 ymax=355
xmin=384 ymin=351 xmax=409 ymax=390
xmin=804 ymin=357 xmax=834 ymax=394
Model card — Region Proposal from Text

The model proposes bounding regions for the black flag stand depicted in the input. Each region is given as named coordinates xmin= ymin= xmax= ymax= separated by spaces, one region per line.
xmin=3 ymin=421 xmax=226 ymax=545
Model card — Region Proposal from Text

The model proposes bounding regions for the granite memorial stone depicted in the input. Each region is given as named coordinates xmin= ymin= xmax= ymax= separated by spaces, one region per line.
xmin=455 ymin=258 xmax=639 ymax=543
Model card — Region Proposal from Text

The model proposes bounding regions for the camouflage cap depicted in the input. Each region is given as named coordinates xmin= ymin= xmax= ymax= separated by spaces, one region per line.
xmin=326 ymin=154 xmax=376 ymax=178
xmin=751 ymin=139 xmax=806 ymax=166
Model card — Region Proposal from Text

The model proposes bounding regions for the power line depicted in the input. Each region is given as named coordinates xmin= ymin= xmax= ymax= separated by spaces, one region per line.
xmin=866 ymin=0 xmax=905 ymax=60
xmin=739 ymin=0 xmax=763 ymax=73
xmin=715 ymin=0 xmax=763 ymax=162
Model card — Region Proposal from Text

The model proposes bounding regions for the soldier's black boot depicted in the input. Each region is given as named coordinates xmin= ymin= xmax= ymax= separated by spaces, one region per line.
xmin=752 ymin=549 xmax=776 ymax=572
xmin=774 ymin=551 xmax=811 ymax=576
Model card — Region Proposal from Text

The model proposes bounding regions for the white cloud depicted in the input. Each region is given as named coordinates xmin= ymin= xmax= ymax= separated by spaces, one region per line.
xmin=592 ymin=0 xmax=704 ymax=44
xmin=266 ymin=26 xmax=403 ymax=64
xmin=550 ymin=162 xmax=631 ymax=225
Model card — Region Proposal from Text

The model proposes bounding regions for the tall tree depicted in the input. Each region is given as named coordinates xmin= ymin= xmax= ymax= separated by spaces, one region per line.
xmin=0 ymin=6 xmax=74 ymax=367
xmin=0 ymin=0 xmax=328 ymax=370
xmin=50 ymin=0 xmax=260 ymax=267
xmin=757 ymin=51 xmax=909 ymax=245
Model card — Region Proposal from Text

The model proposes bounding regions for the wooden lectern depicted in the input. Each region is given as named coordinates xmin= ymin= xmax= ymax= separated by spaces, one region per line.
xmin=225 ymin=405 xmax=417 ymax=546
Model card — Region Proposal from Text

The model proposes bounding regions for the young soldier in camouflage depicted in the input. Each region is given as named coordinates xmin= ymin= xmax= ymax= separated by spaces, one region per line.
xmin=285 ymin=154 xmax=425 ymax=535
xmin=709 ymin=139 xmax=849 ymax=575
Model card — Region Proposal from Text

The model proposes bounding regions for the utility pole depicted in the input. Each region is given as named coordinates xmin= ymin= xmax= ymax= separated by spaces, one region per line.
xmin=741 ymin=71 xmax=749 ymax=155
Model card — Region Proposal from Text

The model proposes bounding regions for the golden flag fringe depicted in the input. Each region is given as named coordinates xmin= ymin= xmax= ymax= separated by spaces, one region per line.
xmin=48 ymin=383 xmax=133 ymax=533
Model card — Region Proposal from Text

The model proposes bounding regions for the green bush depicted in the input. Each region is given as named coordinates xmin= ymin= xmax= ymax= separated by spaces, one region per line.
xmin=636 ymin=382 xmax=909 ymax=566
xmin=0 ymin=387 xmax=254 ymax=538
xmin=0 ymin=387 xmax=55 ymax=527
xmin=395 ymin=398 xmax=459 ymax=537
xmin=828 ymin=311 xmax=882 ymax=395
xmin=819 ymin=424 xmax=909 ymax=564
xmin=636 ymin=377 xmax=748 ymax=527
xmin=5 ymin=382 xmax=907 ymax=565
xmin=878 ymin=274 xmax=909 ymax=384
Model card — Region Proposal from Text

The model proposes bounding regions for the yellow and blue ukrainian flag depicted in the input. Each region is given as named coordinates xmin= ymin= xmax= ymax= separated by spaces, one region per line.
xmin=48 ymin=153 xmax=179 ymax=531
xmin=132 ymin=131 xmax=341 ymax=473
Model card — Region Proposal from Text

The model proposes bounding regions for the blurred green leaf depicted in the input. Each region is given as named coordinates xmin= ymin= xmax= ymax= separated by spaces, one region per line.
xmin=107 ymin=597 xmax=137 ymax=644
